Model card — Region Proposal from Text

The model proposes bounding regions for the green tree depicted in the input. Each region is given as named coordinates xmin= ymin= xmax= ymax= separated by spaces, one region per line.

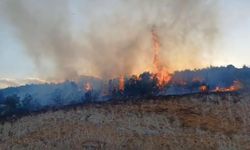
xmin=2 ymin=94 xmax=21 ymax=116
xmin=4 ymin=94 xmax=20 ymax=110
xmin=22 ymin=94 xmax=33 ymax=111
xmin=0 ymin=92 xmax=4 ymax=103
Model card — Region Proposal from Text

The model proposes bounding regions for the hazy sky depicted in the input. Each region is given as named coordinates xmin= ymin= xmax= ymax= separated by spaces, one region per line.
xmin=0 ymin=0 xmax=249 ymax=83
xmin=213 ymin=0 xmax=250 ymax=66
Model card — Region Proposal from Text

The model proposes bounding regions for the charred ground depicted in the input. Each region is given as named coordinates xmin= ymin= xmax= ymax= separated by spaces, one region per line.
xmin=0 ymin=91 xmax=240 ymax=123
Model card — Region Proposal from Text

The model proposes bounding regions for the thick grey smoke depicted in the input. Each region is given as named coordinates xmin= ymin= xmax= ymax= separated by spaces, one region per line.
xmin=1 ymin=0 xmax=79 ymax=80
xmin=1 ymin=0 xmax=219 ymax=80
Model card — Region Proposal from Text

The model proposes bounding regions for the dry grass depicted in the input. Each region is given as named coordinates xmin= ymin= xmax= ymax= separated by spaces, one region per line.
xmin=0 ymin=93 xmax=250 ymax=150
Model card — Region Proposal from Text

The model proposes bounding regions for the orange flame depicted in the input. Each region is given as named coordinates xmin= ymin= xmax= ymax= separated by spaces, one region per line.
xmin=199 ymin=85 xmax=208 ymax=92
xmin=84 ymin=82 xmax=93 ymax=92
xmin=119 ymin=76 xmax=125 ymax=91
xmin=151 ymin=29 xmax=171 ymax=87
xmin=213 ymin=81 xmax=242 ymax=93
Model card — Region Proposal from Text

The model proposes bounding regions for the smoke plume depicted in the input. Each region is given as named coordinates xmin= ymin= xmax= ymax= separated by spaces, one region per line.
xmin=1 ymin=0 xmax=219 ymax=80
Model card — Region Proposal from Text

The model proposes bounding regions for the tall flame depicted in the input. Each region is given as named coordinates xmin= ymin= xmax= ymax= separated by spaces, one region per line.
xmin=151 ymin=29 xmax=171 ymax=87
xmin=152 ymin=29 xmax=161 ymax=72
xmin=119 ymin=75 xmax=125 ymax=91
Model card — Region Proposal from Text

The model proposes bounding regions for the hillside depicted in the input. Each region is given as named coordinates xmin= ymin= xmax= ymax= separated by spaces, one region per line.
xmin=0 ymin=93 xmax=250 ymax=150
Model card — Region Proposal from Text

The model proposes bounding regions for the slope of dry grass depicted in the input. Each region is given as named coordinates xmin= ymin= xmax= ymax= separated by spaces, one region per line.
xmin=0 ymin=93 xmax=250 ymax=150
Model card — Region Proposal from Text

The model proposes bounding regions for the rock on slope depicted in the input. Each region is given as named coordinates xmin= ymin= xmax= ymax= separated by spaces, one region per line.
xmin=0 ymin=93 xmax=250 ymax=150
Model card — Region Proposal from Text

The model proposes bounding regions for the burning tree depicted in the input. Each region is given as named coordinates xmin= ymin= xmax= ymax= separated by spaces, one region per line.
xmin=151 ymin=28 xmax=172 ymax=88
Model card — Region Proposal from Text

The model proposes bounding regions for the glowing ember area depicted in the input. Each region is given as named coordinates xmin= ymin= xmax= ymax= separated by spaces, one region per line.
xmin=151 ymin=29 xmax=172 ymax=87
xmin=213 ymin=81 xmax=242 ymax=93
xmin=199 ymin=85 xmax=209 ymax=92
xmin=119 ymin=76 xmax=125 ymax=91
xmin=84 ymin=82 xmax=93 ymax=92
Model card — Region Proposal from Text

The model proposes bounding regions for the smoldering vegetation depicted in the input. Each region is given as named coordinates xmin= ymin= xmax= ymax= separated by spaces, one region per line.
xmin=1 ymin=0 xmax=218 ymax=80
xmin=0 ymin=65 xmax=250 ymax=119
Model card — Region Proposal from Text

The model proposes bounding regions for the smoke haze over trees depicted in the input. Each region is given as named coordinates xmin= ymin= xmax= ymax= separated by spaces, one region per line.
xmin=0 ymin=65 xmax=250 ymax=118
